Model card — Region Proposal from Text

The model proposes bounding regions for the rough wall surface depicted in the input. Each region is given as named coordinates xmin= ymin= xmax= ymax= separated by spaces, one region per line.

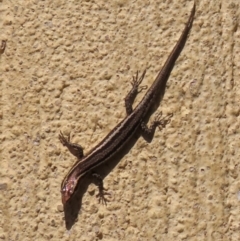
xmin=1 ymin=0 xmax=240 ymax=240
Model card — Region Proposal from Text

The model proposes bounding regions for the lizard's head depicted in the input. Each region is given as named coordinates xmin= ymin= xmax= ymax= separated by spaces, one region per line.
xmin=61 ymin=177 xmax=77 ymax=205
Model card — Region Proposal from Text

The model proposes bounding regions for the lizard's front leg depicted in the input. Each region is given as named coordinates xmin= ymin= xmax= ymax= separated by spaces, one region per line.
xmin=59 ymin=131 xmax=84 ymax=159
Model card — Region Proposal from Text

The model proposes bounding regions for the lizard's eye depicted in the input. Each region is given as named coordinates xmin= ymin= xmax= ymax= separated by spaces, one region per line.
xmin=61 ymin=179 xmax=76 ymax=205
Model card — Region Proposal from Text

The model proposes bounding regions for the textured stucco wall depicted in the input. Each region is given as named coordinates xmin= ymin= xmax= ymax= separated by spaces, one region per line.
xmin=1 ymin=0 xmax=240 ymax=240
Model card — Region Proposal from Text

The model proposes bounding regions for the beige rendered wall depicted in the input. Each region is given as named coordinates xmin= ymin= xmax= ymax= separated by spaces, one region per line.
xmin=1 ymin=0 xmax=240 ymax=240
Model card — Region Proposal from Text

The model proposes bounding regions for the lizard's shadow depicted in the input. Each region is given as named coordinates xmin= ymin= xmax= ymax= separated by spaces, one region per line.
xmin=63 ymin=1 xmax=195 ymax=228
